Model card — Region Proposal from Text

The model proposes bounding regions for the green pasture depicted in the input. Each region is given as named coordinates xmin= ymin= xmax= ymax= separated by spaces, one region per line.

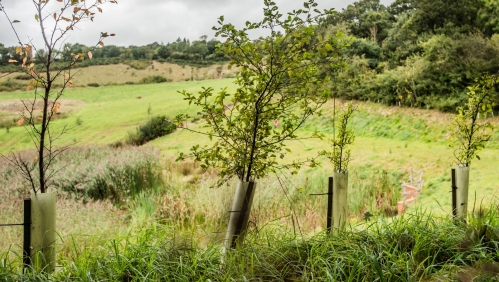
xmin=0 ymin=79 xmax=236 ymax=151
xmin=1 ymin=79 xmax=499 ymax=216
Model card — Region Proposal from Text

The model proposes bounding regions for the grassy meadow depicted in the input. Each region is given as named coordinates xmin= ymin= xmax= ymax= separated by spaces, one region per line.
xmin=1 ymin=76 xmax=499 ymax=280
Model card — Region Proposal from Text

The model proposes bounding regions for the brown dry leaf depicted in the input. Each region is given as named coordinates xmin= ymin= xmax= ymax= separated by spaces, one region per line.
xmin=8 ymin=59 xmax=18 ymax=63
xmin=97 ymin=7 xmax=102 ymax=12
xmin=68 ymin=80 xmax=74 ymax=88
xmin=87 ymin=51 xmax=93 ymax=59
xmin=53 ymin=13 xmax=57 ymax=20
xmin=53 ymin=102 xmax=61 ymax=113
xmin=65 ymin=73 xmax=70 ymax=80
xmin=98 ymin=41 xmax=104 ymax=47
xmin=17 ymin=118 xmax=24 ymax=126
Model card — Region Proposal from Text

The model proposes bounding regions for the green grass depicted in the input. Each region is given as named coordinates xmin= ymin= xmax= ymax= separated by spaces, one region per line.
xmin=2 ymin=80 xmax=499 ymax=280
xmin=1 ymin=81 xmax=499 ymax=216
xmin=0 ymin=79 xmax=237 ymax=152
xmin=3 ymin=209 xmax=499 ymax=281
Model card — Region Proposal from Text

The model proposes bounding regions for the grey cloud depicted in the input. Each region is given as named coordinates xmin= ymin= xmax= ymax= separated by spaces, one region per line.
xmin=1 ymin=0 xmax=394 ymax=48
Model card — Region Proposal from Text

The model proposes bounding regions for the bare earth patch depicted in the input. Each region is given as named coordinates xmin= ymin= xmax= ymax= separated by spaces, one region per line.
xmin=0 ymin=99 xmax=85 ymax=114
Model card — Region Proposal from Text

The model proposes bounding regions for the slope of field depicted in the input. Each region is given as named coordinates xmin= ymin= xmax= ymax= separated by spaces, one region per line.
xmin=0 ymin=78 xmax=237 ymax=152
xmin=2 ymin=80 xmax=499 ymax=281
xmin=0 ymin=79 xmax=498 ymax=216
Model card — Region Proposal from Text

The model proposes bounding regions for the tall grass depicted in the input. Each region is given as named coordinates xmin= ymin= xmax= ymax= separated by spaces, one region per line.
xmin=156 ymin=159 xmax=402 ymax=230
xmin=0 ymin=145 xmax=162 ymax=254
xmin=2 ymin=208 xmax=499 ymax=281
xmin=0 ymin=145 xmax=163 ymax=203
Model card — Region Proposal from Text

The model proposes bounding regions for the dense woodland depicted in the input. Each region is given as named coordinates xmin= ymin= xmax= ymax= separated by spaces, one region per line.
xmin=320 ymin=0 xmax=499 ymax=111
xmin=2 ymin=0 xmax=499 ymax=111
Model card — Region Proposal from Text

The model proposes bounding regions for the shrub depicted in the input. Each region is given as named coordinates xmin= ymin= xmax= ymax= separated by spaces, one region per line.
xmin=14 ymin=74 xmax=31 ymax=80
xmin=139 ymin=75 xmax=169 ymax=84
xmin=87 ymin=82 xmax=100 ymax=87
xmin=0 ymin=78 xmax=23 ymax=92
xmin=127 ymin=115 xmax=176 ymax=145
xmin=222 ymin=73 xmax=235 ymax=78
xmin=125 ymin=60 xmax=151 ymax=70
xmin=0 ymin=118 xmax=17 ymax=129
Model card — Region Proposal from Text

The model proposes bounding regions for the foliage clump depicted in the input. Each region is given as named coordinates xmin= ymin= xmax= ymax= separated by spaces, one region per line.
xmin=127 ymin=115 xmax=177 ymax=145
xmin=139 ymin=75 xmax=170 ymax=84
xmin=0 ymin=79 xmax=22 ymax=92
xmin=450 ymin=74 xmax=496 ymax=166
xmin=320 ymin=102 xmax=357 ymax=173
xmin=177 ymin=0 xmax=349 ymax=184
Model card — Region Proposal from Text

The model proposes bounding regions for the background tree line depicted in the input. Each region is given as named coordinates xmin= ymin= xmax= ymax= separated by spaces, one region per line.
xmin=0 ymin=36 xmax=226 ymax=72
xmin=321 ymin=0 xmax=499 ymax=111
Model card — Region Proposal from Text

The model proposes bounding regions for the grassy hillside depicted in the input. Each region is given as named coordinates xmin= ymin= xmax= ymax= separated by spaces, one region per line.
xmin=2 ymin=79 xmax=499 ymax=280
xmin=0 ymin=61 xmax=235 ymax=91
xmin=0 ymin=79 xmax=498 ymax=215
xmin=0 ymin=79 xmax=236 ymax=151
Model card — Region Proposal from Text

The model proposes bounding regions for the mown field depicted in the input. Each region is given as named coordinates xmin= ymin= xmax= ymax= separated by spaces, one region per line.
xmin=1 ymin=78 xmax=499 ymax=280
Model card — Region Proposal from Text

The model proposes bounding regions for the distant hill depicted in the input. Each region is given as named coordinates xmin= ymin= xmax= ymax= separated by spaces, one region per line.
xmin=0 ymin=60 xmax=235 ymax=92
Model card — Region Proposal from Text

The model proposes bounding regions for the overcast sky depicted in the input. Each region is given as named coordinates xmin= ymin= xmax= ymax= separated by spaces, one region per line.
xmin=0 ymin=0 xmax=394 ymax=48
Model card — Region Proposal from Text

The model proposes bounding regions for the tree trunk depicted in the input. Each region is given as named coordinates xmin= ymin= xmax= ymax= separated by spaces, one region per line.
xmin=225 ymin=180 xmax=256 ymax=250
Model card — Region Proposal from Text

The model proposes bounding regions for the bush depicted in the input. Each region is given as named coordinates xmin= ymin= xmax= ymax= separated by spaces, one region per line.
xmin=127 ymin=115 xmax=177 ymax=145
xmin=0 ymin=118 xmax=17 ymax=129
xmin=14 ymin=74 xmax=31 ymax=80
xmin=222 ymin=73 xmax=236 ymax=78
xmin=125 ymin=60 xmax=151 ymax=70
xmin=0 ymin=78 xmax=23 ymax=92
xmin=87 ymin=83 xmax=100 ymax=87
xmin=139 ymin=75 xmax=169 ymax=84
